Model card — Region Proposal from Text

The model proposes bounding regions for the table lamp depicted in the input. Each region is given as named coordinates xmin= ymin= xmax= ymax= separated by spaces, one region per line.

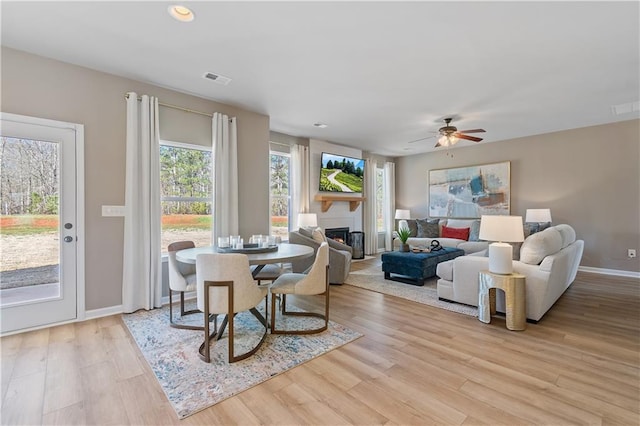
xmin=479 ymin=215 xmax=524 ymax=275
xmin=298 ymin=213 xmax=318 ymax=230
xmin=525 ymin=209 xmax=551 ymax=223
xmin=395 ymin=209 xmax=411 ymax=232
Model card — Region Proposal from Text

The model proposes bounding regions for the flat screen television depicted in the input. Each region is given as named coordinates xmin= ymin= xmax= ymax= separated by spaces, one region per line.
xmin=319 ymin=152 xmax=365 ymax=193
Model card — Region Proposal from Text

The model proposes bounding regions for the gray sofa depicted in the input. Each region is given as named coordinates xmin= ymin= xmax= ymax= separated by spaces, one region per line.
xmin=393 ymin=218 xmax=489 ymax=255
xmin=289 ymin=228 xmax=353 ymax=284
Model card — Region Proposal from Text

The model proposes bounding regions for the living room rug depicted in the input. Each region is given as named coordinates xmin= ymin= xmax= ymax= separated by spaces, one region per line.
xmin=122 ymin=301 xmax=362 ymax=419
xmin=346 ymin=266 xmax=478 ymax=317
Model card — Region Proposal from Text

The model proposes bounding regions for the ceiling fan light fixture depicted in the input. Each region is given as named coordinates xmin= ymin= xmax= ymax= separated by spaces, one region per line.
xmin=439 ymin=135 xmax=458 ymax=147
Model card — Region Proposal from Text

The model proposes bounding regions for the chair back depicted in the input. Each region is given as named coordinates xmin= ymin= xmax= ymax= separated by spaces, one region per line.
xmin=295 ymin=242 xmax=329 ymax=295
xmin=167 ymin=240 xmax=196 ymax=291
xmin=196 ymin=253 xmax=264 ymax=314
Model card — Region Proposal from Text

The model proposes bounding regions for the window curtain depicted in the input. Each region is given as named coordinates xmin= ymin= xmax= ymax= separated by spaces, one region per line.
xmin=122 ymin=92 xmax=162 ymax=313
xmin=290 ymin=144 xmax=310 ymax=230
xmin=212 ymin=112 xmax=239 ymax=241
xmin=383 ymin=161 xmax=396 ymax=251
xmin=363 ymin=158 xmax=378 ymax=255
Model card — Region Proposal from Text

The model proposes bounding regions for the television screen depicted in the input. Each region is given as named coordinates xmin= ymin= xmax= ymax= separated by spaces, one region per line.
xmin=319 ymin=152 xmax=365 ymax=193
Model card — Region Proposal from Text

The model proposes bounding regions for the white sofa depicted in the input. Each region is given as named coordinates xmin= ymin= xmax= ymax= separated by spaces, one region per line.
xmin=436 ymin=224 xmax=584 ymax=322
xmin=393 ymin=218 xmax=489 ymax=255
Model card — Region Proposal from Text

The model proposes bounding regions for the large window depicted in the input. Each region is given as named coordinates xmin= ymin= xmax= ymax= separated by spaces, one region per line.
xmin=160 ymin=141 xmax=212 ymax=252
xmin=269 ymin=150 xmax=290 ymax=240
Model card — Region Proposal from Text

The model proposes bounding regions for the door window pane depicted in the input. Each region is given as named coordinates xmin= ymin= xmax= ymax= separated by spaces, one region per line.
xmin=1 ymin=137 xmax=61 ymax=306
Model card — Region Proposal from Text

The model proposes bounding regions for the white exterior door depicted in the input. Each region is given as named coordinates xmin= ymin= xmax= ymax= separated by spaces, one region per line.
xmin=0 ymin=113 xmax=84 ymax=334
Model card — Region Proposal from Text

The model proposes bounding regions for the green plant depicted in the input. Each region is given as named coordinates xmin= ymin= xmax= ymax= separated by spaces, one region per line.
xmin=397 ymin=227 xmax=411 ymax=244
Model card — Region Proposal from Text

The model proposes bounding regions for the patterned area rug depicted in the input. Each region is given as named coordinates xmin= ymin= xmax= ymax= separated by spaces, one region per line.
xmin=346 ymin=265 xmax=478 ymax=317
xmin=122 ymin=301 xmax=362 ymax=419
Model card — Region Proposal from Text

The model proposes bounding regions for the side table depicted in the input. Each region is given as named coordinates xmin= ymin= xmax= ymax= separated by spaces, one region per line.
xmin=478 ymin=270 xmax=526 ymax=331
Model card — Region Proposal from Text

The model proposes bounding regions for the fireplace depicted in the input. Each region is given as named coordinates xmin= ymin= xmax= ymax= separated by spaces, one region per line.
xmin=325 ymin=227 xmax=350 ymax=245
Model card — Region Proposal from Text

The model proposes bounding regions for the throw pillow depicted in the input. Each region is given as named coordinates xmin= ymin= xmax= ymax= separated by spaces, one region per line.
xmin=298 ymin=227 xmax=313 ymax=238
xmin=416 ymin=218 xmax=439 ymax=238
xmin=441 ymin=225 xmax=470 ymax=241
xmin=311 ymin=227 xmax=327 ymax=243
xmin=468 ymin=220 xmax=481 ymax=241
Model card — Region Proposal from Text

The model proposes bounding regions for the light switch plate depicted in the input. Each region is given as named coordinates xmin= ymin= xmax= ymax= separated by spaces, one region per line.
xmin=102 ymin=205 xmax=125 ymax=217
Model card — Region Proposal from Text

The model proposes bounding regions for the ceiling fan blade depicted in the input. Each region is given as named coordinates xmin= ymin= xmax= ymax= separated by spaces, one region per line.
xmin=407 ymin=135 xmax=436 ymax=144
xmin=455 ymin=133 xmax=483 ymax=142
xmin=458 ymin=129 xmax=486 ymax=133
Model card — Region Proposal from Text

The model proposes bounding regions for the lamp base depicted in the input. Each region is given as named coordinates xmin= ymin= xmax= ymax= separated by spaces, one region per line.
xmin=398 ymin=219 xmax=409 ymax=232
xmin=488 ymin=242 xmax=513 ymax=274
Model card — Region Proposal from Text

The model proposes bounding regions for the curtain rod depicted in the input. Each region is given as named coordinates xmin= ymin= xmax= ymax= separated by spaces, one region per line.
xmin=124 ymin=93 xmax=213 ymax=118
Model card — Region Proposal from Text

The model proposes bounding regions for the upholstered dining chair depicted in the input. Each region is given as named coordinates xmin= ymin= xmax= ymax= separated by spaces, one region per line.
xmin=251 ymin=264 xmax=283 ymax=286
xmin=196 ymin=253 xmax=269 ymax=363
xmin=167 ymin=241 xmax=204 ymax=330
xmin=269 ymin=241 xmax=330 ymax=335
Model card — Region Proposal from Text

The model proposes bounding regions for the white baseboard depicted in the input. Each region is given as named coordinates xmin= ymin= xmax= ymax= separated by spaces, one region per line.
xmin=85 ymin=291 xmax=198 ymax=320
xmin=578 ymin=266 xmax=640 ymax=279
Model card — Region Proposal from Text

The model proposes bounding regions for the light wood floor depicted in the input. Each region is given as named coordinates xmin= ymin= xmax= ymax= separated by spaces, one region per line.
xmin=2 ymin=256 xmax=639 ymax=425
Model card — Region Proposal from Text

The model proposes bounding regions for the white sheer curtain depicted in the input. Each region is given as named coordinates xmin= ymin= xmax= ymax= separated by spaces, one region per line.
xmin=122 ymin=92 xmax=162 ymax=313
xmin=383 ymin=161 xmax=396 ymax=251
xmin=290 ymin=144 xmax=310 ymax=230
xmin=363 ymin=158 xmax=378 ymax=255
xmin=213 ymin=113 xmax=239 ymax=241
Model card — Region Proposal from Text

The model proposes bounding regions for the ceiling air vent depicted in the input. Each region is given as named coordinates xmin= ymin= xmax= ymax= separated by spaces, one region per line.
xmin=204 ymin=72 xmax=231 ymax=86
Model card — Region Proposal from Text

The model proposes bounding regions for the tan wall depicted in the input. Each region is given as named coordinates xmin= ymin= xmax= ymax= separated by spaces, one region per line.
xmin=1 ymin=47 xmax=270 ymax=310
xmin=395 ymin=119 xmax=640 ymax=273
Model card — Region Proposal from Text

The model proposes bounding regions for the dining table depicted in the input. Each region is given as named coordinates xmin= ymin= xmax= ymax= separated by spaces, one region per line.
xmin=175 ymin=242 xmax=314 ymax=277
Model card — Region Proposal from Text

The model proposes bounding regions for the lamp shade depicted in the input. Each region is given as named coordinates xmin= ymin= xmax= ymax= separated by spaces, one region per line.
xmin=395 ymin=209 xmax=411 ymax=220
xmin=479 ymin=215 xmax=524 ymax=274
xmin=479 ymin=215 xmax=524 ymax=243
xmin=525 ymin=208 xmax=552 ymax=223
xmin=298 ymin=213 xmax=318 ymax=228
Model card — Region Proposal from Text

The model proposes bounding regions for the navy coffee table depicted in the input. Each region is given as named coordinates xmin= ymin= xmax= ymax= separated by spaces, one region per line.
xmin=381 ymin=247 xmax=465 ymax=286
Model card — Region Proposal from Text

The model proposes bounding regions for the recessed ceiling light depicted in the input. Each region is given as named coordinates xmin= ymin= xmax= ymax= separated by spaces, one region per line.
xmin=168 ymin=5 xmax=194 ymax=22
xmin=313 ymin=123 xmax=328 ymax=128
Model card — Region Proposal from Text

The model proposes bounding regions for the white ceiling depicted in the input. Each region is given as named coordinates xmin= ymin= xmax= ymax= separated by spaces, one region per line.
xmin=2 ymin=1 xmax=639 ymax=156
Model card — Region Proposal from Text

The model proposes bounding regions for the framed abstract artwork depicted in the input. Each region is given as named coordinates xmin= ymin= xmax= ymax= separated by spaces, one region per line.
xmin=428 ymin=161 xmax=510 ymax=218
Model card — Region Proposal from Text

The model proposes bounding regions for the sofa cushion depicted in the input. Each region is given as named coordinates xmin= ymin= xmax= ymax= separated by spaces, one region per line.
xmin=554 ymin=224 xmax=576 ymax=248
xmin=519 ymin=227 xmax=563 ymax=265
xmin=416 ymin=218 xmax=439 ymax=238
xmin=441 ymin=225 xmax=470 ymax=241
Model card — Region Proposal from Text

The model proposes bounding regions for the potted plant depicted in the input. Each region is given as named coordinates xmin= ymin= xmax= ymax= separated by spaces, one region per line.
xmin=397 ymin=227 xmax=411 ymax=252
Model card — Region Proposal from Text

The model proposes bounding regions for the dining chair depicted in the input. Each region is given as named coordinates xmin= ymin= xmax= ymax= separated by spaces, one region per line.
xmin=167 ymin=240 xmax=205 ymax=330
xmin=196 ymin=253 xmax=269 ymax=363
xmin=269 ymin=241 xmax=330 ymax=335
xmin=251 ymin=263 xmax=283 ymax=285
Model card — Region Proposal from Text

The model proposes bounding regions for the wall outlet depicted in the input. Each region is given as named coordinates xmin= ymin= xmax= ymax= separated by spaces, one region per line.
xmin=628 ymin=249 xmax=637 ymax=258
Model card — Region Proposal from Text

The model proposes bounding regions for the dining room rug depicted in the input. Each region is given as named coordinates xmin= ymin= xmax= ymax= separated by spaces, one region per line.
xmin=346 ymin=265 xmax=478 ymax=317
xmin=122 ymin=301 xmax=362 ymax=419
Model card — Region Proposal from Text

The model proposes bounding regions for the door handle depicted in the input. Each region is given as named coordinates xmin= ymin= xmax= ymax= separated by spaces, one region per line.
xmin=64 ymin=236 xmax=74 ymax=242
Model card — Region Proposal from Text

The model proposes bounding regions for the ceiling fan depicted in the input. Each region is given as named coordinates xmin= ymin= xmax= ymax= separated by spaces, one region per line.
xmin=409 ymin=118 xmax=486 ymax=148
